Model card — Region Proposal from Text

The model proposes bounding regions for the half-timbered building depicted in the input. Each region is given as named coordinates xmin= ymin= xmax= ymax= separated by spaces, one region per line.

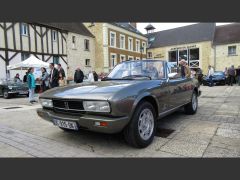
xmin=0 ymin=22 xmax=95 ymax=79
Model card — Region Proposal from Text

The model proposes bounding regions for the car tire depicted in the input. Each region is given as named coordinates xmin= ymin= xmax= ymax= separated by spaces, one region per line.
xmin=123 ymin=101 xmax=156 ymax=148
xmin=184 ymin=91 xmax=198 ymax=115
xmin=3 ymin=90 xmax=10 ymax=99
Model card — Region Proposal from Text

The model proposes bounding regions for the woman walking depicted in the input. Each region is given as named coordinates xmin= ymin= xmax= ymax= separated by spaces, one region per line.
xmin=27 ymin=67 xmax=36 ymax=104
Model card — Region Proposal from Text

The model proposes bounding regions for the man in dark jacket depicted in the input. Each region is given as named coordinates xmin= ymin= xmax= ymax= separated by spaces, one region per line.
xmin=74 ymin=67 xmax=84 ymax=83
xmin=228 ymin=65 xmax=235 ymax=86
xmin=49 ymin=63 xmax=59 ymax=88
xmin=236 ymin=65 xmax=240 ymax=86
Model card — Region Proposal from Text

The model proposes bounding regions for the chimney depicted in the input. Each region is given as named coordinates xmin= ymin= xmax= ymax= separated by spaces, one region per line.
xmin=129 ymin=22 xmax=137 ymax=28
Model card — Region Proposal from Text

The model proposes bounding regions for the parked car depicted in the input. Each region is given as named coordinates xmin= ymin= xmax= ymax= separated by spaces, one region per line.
xmin=0 ymin=79 xmax=29 ymax=99
xmin=202 ymin=71 xmax=227 ymax=86
xmin=37 ymin=60 xmax=201 ymax=148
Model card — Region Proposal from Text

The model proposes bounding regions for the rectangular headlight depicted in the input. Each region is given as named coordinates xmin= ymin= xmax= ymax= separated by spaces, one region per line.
xmin=40 ymin=99 xmax=53 ymax=108
xmin=83 ymin=101 xmax=110 ymax=112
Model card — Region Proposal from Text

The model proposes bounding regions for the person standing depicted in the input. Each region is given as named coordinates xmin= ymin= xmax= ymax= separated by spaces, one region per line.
xmin=228 ymin=65 xmax=235 ymax=86
xmin=179 ymin=59 xmax=191 ymax=78
xmin=27 ymin=67 xmax=36 ymax=104
xmin=23 ymin=71 xmax=28 ymax=83
xmin=58 ymin=73 xmax=66 ymax=86
xmin=236 ymin=65 xmax=240 ymax=86
xmin=57 ymin=64 xmax=66 ymax=79
xmin=49 ymin=63 xmax=59 ymax=88
xmin=93 ymin=71 xmax=99 ymax=81
xmin=40 ymin=67 xmax=49 ymax=92
xmin=14 ymin=73 xmax=21 ymax=83
xmin=87 ymin=71 xmax=95 ymax=82
xmin=207 ymin=65 xmax=214 ymax=87
xmin=74 ymin=67 xmax=84 ymax=83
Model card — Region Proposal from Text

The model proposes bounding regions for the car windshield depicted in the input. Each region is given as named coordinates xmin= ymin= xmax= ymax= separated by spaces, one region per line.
xmin=214 ymin=72 xmax=224 ymax=76
xmin=107 ymin=60 xmax=166 ymax=80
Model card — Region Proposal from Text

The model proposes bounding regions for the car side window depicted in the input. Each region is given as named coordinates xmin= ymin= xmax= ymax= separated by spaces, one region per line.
xmin=167 ymin=63 xmax=181 ymax=80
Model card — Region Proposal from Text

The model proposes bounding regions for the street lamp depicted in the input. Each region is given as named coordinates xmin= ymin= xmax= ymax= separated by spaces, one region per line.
xmin=140 ymin=46 xmax=144 ymax=60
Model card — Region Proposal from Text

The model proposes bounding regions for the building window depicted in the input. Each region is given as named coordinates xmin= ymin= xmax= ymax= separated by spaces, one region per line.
xmin=120 ymin=55 xmax=126 ymax=62
xmin=53 ymin=56 xmax=59 ymax=65
xmin=110 ymin=53 xmax=117 ymax=67
xmin=189 ymin=48 xmax=199 ymax=60
xmin=120 ymin=34 xmax=125 ymax=49
xmin=85 ymin=59 xmax=91 ymax=66
xmin=136 ymin=40 xmax=140 ymax=52
xmin=20 ymin=23 xmax=28 ymax=36
xmin=147 ymin=52 xmax=152 ymax=58
xmin=136 ymin=57 xmax=140 ymax=60
xmin=128 ymin=56 xmax=134 ymax=60
xmin=21 ymin=53 xmax=30 ymax=61
xmin=52 ymin=30 xmax=57 ymax=41
xmin=72 ymin=36 xmax=76 ymax=49
xmin=128 ymin=37 xmax=133 ymax=51
xmin=142 ymin=42 xmax=146 ymax=53
xmin=168 ymin=51 xmax=177 ymax=63
xmin=228 ymin=46 xmax=236 ymax=55
xmin=110 ymin=31 xmax=116 ymax=47
xmin=84 ymin=39 xmax=90 ymax=50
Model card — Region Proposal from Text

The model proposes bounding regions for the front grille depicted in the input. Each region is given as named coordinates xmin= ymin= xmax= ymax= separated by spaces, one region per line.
xmin=53 ymin=99 xmax=84 ymax=112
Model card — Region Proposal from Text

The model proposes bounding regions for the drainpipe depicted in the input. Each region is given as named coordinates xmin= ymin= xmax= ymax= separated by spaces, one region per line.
xmin=214 ymin=45 xmax=216 ymax=71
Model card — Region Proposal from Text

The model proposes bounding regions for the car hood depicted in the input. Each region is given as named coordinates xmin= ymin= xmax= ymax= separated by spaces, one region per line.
xmin=40 ymin=81 xmax=140 ymax=100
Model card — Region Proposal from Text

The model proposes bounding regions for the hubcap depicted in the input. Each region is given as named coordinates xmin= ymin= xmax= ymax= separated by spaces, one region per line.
xmin=192 ymin=93 xmax=197 ymax=111
xmin=3 ymin=92 xmax=8 ymax=98
xmin=138 ymin=108 xmax=154 ymax=141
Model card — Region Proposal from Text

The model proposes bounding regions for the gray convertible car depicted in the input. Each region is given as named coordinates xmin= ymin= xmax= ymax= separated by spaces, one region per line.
xmin=37 ymin=60 xmax=201 ymax=148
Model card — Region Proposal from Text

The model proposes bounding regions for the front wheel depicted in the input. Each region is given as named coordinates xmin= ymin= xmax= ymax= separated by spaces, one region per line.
xmin=184 ymin=91 xmax=198 ymax=115
xmin=123 ymin=101 xmax=156 ymax=148
xmin=3 ymin=90 xmax=10 ymax=99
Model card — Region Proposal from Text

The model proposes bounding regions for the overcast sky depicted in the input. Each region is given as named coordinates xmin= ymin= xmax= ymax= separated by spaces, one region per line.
xmin=137 ymin=23 xmax=232 ymax=34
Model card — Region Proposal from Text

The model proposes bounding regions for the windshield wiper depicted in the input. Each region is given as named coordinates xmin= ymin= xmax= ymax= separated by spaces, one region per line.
xmin=122 ymin=75 xmax=152 ymax=80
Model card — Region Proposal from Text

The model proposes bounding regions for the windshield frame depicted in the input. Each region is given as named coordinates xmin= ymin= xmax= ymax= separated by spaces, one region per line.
xmin=106 ymin=60 xmax=168 ymax=81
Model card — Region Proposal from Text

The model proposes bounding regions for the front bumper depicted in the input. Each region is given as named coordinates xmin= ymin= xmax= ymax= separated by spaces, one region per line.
xmin=36 ymin=108 xmax=130 ymax=134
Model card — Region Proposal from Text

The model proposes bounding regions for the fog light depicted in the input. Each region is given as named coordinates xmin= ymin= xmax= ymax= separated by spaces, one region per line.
xmin=95 ymin=121 xmax=108 ymax=127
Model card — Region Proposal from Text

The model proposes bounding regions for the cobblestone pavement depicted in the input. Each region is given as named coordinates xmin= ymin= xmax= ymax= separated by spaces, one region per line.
xmin=0 ymin=85 xmax=239 ymax=157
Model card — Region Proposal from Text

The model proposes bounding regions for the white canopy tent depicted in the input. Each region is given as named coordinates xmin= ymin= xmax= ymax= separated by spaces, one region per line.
xmin=6 ymin=55 xmax=50 ymax=80
xmin=7 ymin=55 xmax=50 ymax=70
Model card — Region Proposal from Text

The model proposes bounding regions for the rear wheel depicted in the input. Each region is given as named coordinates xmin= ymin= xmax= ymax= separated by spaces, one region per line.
xmin=184 ymin=91 xmax=198 ymax=115
xmin=123 ymin=101 xmax=156 ymax=148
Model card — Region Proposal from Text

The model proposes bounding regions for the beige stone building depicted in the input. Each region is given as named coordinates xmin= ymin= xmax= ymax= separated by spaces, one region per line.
xmin=146 ymin=23 xmax=240 ymax=74
xmin=145 ymin=23 xmax=216 ymax=74
xmin=84 ymin=23 xmax=148 ymax=73
xmin=213 ymin=23 xmax=240 ymax=71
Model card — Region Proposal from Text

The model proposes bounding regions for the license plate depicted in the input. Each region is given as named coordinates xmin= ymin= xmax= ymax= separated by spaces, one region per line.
xmin=53 ymin=119 xmax=78 ymax=130
xmin=18 ymin=91 xmax=28 ymax=94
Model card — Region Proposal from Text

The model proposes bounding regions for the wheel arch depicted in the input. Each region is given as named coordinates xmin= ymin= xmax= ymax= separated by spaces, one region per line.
xmin=130 ymin=93 xmax=159 ymax=119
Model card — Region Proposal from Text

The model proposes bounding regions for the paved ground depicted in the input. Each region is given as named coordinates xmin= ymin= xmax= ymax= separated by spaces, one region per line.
xmin=0 ymin=85 xmax=239 ymax=157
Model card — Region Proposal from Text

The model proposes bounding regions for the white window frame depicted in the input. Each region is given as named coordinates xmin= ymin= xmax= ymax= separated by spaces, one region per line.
xmin=136 ymin=39 xmax=140 ymax=52
xmin=84 ymin=39 xmax=90 ymax=51
xmin=120 ymin=34 xmax=125 ymax=49
xmin=147 ymin=52 xmax=152 ymax=58
xmin=72 ymin=36 xmax=76 ymax=49
xmin=110 ymin=31 xmax=116 ymax=47
xmin=120 ymin=54 xmax=126 ymax=62
xmin=135 ymin=57 xmax=140 ymax=60
xmin=142 ymin=42 xmax=146 ymax=54
xmin=228 ymin=45 xmax=237 ymax=56
xmin=128 ymin=37 xmax=133 ymax=51
xmin=85 ymin=59 xmax=91 ymax=67
xmin=52 ymin=30 xmax=57 ymax=41
xmin=110 ymin=53 xmax=117 ymax=68
xmin=128 ymin=56 xmax=134 ymax=60
xmin=21 ymin=23 xmax=28 ymax=36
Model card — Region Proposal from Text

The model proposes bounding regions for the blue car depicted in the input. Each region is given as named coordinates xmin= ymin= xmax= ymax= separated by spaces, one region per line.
xmin=202 ymin=71 xmax=226 ymax=86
